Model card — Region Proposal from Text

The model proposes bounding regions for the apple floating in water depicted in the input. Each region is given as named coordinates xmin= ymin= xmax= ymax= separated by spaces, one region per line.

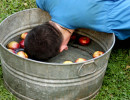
xmin=63 ymin=61 xmax=73 ymax=64
xmin=70 ymin=34 xmax=77 ymax=41
xmin=93 ymin=51 xmax=104 ymax=58
xmin=7 ymin=41 xmax=20 ymax=50
xmin=17 ymin=51 xmax=28 ymax=58
xmin=75 ymin=58 xmax=87 ymax=63
xmin=21 ymin=32 xmax=28 ymax=40
xmin=19 ymin=40 xmax=24 ymax=48
xmin=79 ymin=36 xmax=90 ymax=45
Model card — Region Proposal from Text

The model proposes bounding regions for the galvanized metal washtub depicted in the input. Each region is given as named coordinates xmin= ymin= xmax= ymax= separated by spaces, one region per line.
xmin=0 ymin=8 xmax=115 ymax=100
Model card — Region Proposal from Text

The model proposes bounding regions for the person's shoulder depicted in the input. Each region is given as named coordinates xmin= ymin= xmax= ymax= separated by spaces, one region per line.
xmin=36 ymin=0 xmax=46 ymax=10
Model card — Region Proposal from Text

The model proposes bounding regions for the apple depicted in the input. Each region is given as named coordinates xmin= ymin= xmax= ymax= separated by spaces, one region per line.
xmin=7 ymin=41 xmax=20 ymax=50
xmin=63 ymin=61 xmax=73 ymax=64
xmin=8 ymin=49 xmax=15 ymax=53
xmin=79 ymin=36 xmax=90 ymax=45
xmin=75 ymin=58 xmax=87 ymax=63
xmin=93 ymin=51 xmax=104 ymax=58
xmin=21 ymin=32 xmax=28 ymax=40
xmin=19 ymin=40 xmax=24 ymax=48
xmin=17 ymin=51 xmax=28 ymax=58
xmin=70 ymin=34 xmax=76 ymax=40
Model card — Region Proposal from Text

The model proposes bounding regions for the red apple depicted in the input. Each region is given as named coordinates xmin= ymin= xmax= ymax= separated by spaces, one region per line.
xmin=63 ymin=61 xmax=73 ymax=64
xmin=93 ymin=51 xmax=104 ymax=58
xmin=70 ymin=34 xmax=76 ymax=40
xmin=8 ymin=49 xmax=15 ymax=53
xmin=17 ymin=51 xmax=28 ymax=58
xmin=21 ymin=32 xmax=28 ymax=40
xmin=79 ymin=36 xmax=90 ymax=45
xmin=19 ymin=40 xmax=24 ymax=48
xmin=75 ymin=58 xmax=87 ymax=63
xmin=7 ymin=41 xmax=20 ymax=50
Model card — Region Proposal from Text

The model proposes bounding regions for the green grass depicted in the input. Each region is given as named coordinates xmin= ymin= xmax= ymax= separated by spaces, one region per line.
xmin=93 ymin=46 xmax=130 ymax=100
xmin=0 ymin=0 xmax=130 ymax=100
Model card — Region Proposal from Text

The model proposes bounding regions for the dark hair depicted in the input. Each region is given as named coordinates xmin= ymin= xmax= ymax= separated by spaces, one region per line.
xmin=24 ymin=22 xmax=63 ymax=61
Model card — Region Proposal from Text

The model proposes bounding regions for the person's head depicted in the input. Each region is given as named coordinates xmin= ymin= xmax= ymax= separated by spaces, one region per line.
xmin=24 ymin=22 xmax=63 ymax=61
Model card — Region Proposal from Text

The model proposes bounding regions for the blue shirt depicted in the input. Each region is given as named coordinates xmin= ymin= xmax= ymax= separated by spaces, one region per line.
xmin=36 ymin=0 xmax=130 ymax=40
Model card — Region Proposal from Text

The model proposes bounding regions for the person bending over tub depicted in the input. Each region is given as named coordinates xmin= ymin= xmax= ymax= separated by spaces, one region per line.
xmin=24 ymin=0 xmax=130 ymax=61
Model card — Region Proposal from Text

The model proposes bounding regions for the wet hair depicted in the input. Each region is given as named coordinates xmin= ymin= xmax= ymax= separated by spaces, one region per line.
xmin=24 ymin=22 xmax=63 ymax=61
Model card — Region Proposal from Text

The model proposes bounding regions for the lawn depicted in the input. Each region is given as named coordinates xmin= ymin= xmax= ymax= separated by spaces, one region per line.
xmin=0 ymin=0 xmax=130 ymax=100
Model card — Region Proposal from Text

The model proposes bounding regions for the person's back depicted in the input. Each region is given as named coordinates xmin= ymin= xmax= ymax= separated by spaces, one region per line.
xmin=36 ymin=0 xmax=130 ymax=40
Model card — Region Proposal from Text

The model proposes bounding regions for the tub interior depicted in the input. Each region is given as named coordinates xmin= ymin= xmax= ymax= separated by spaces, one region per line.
xmin=2 ymin=27 xmax=108 ymax=63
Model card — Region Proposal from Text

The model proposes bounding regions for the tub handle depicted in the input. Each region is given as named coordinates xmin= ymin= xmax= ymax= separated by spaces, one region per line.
xmin=77 ymin=60 xmax=97 ymax=77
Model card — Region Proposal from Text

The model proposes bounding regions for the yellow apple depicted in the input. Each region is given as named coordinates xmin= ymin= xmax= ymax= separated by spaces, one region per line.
xmin=21 ymin=32 xmax=28 ymax=40
xmin=75 ymin=58 xmax=87 ymax=63
xmin=93 ymin=51 xmax=104 ymax=58
xmin=17 ymin=51 xmax=28 ymax=58
xmin=7 ymin=41 xmax=20 ymax=50
xmin=63 ymin=61 xmax=73 ymax=64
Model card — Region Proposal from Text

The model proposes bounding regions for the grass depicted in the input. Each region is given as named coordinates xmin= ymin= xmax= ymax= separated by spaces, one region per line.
xmin=0 ymin=0 xmax=130 ymax=99
xmin=93 ymin=44 xmax=130 ymax=100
